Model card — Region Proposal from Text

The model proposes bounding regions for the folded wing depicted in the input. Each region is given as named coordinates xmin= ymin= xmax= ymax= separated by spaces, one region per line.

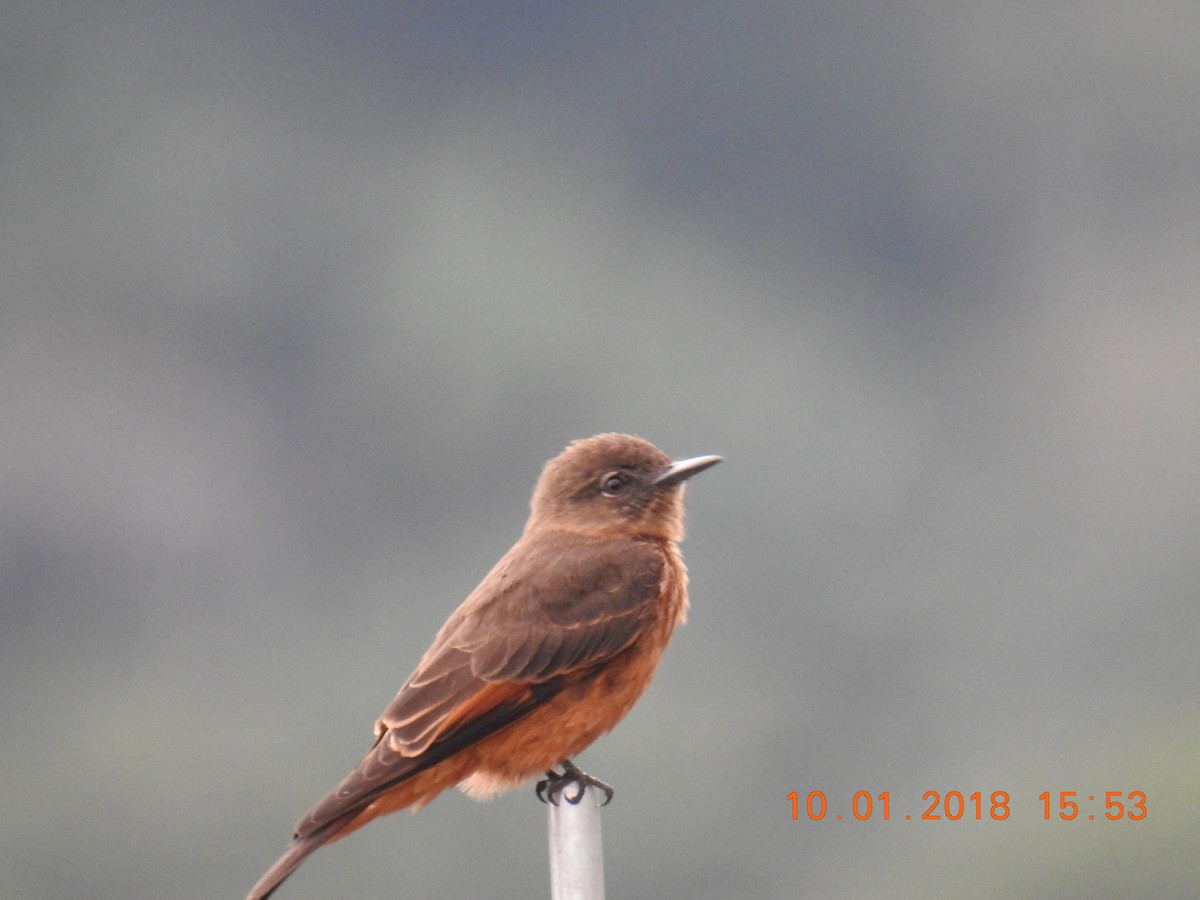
xmin=294 ymin=533 xmax=665 ymax=837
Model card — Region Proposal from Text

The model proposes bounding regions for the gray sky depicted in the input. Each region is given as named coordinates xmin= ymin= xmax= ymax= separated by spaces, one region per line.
xmin=3 ymin=3 xmax=1197 ymax=898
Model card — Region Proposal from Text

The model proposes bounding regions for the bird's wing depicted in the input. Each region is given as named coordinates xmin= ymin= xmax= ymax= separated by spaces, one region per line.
xmin=294 ymin=534 xmax=665 ymax=836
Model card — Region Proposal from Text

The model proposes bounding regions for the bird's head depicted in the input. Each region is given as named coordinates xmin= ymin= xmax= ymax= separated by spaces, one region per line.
xmin=527 ymin=433 xmax=721 ymax=541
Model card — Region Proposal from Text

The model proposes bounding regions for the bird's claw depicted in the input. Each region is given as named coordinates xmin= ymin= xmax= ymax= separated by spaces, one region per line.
xmin=536 ymin=760 xmax=614 ymax=806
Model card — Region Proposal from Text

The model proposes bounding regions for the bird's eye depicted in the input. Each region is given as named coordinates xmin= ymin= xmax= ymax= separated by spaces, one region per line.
xmin=600 ymin=472 xmax=626 ymax=496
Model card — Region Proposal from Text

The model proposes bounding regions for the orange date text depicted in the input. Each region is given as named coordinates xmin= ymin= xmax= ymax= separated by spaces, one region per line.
xmin=787 ymin=790 xmax=1147 ymax=822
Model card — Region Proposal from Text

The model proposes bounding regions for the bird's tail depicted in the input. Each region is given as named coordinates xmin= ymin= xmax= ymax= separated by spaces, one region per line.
xmin=246 ymin=811 xmax=358 ymax=900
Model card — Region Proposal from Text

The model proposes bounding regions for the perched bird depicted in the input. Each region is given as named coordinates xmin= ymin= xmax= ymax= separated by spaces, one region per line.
xmin=247 ymin=433 xmax=721 ymax=899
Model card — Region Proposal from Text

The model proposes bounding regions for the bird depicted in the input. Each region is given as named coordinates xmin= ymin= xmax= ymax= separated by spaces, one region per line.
xmin=246 ymin=433 xmax=721 ymax=899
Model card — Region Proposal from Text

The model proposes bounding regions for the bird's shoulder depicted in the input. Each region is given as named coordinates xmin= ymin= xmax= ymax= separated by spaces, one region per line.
xmin=442 ymin=529 xmax=670 ymax=640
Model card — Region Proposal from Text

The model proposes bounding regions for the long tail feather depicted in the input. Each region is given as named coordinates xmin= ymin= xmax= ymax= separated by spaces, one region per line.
xmin=246 ymin=811 xmax=357 ymax=900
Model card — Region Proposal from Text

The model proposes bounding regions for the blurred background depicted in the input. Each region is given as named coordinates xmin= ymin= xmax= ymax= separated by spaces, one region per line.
xmin=3 ymin=2 xmax=1197 ymax=898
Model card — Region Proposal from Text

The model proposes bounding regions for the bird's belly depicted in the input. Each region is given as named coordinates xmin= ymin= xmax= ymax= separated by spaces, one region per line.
xmin=458 ymin=633 xmax=670 ymax=799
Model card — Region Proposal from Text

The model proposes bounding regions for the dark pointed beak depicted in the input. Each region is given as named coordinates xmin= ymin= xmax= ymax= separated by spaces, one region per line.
xmin=653 ymin=454 xmax=723 ymax=487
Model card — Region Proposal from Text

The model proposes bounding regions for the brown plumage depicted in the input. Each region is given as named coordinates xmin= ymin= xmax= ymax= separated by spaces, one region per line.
xmin=247 ymin=433 xmax=720 ymax=899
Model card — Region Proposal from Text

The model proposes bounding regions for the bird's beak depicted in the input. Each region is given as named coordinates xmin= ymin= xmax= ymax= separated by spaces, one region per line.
xmin=653 ymin=454 xmax=723 ymax=487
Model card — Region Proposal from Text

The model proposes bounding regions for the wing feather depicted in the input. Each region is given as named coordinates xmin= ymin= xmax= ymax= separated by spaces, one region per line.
xmin=294 ymin=533 xmax=664 ymax=836
xmin=379 ymin=534 xmax=663 ymax=747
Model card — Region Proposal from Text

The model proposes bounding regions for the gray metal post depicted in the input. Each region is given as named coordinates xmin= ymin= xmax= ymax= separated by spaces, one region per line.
xmin=547 ymin=786 xmax=606 ymax=900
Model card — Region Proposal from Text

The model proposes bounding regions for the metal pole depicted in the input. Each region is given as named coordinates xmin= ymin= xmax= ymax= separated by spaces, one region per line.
xmin=547 ymin=786 xmax=606 ymax=900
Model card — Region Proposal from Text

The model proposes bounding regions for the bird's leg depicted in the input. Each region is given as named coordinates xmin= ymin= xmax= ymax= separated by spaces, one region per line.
xmin=535 ymin=759 xmax=614 ymax=806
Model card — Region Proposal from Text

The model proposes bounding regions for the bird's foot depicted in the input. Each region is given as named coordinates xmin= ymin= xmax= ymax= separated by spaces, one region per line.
xmin=536 ymin=760 xmax=614 ymax=806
